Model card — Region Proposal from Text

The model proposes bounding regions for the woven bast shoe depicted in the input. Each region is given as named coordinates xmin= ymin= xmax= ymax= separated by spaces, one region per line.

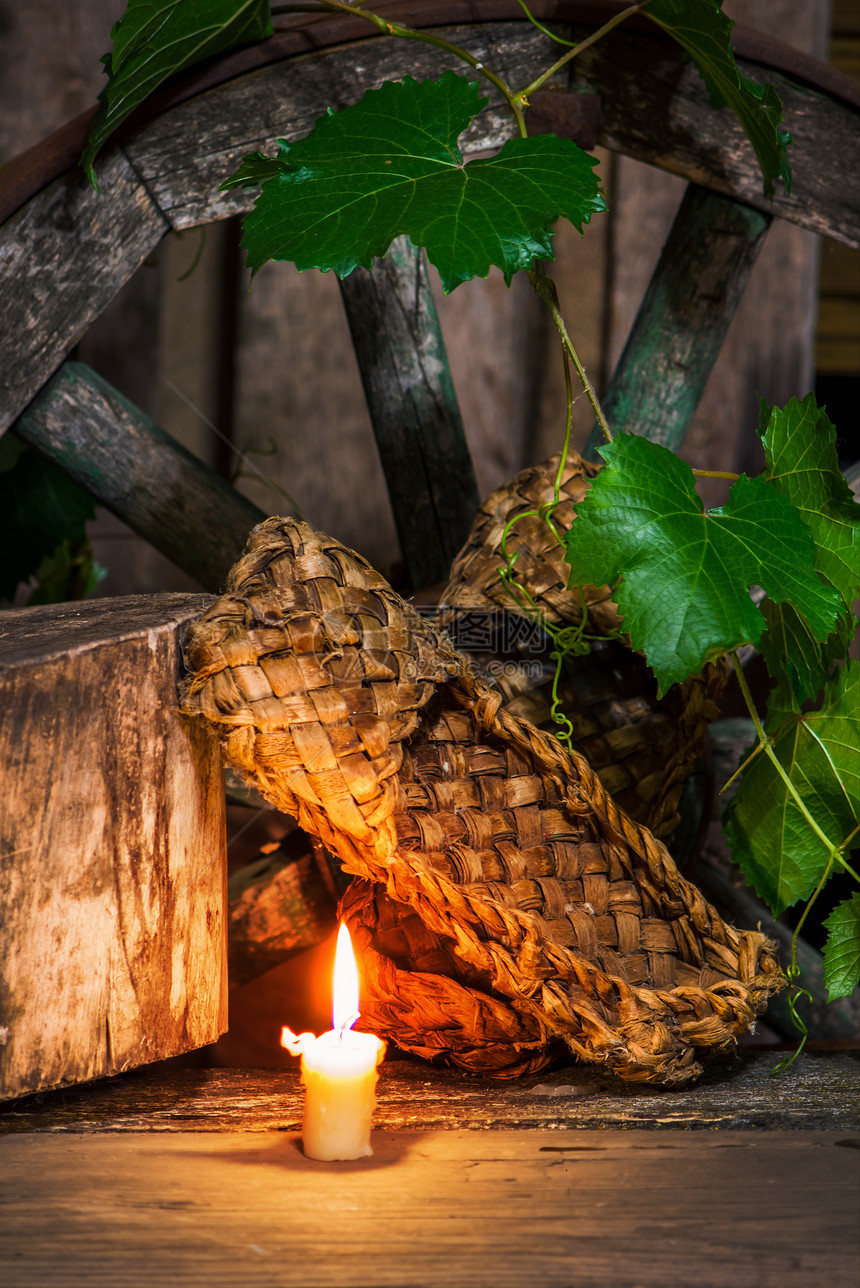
xmin=441 ymin=451 xmax=617 ymax=633
xmin=180 ymin=517 xmax=783 ymax=1084
xmin=438 ymin=451 xmax=729 ymax=842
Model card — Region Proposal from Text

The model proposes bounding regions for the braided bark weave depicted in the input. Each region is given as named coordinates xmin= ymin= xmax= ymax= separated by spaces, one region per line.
xmin=181 ymin=518 xmax=782 ymax=1084
xmin=439 ymin=451 xmax=729 ymax=841
xmin=442 ymin=452 xmax=616 ymax=632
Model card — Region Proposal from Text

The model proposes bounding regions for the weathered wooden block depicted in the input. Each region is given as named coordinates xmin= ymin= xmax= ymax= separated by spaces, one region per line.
xmin=0 ymin=594 xmax=227 ymax=1101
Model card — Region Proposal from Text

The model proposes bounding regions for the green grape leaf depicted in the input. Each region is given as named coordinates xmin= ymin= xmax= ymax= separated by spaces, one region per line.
xmin=759 ymin=395 xmax=860 ymax=608
xmin=82 ymin=0 xmax=273 ymax=184
xmin=27 ymin=540 xmax=107 ymax=607
xmin=0 ymin=431 xmax=27 ymax=474
xmin=822 ymin=893 xmax=860 ymax=1002
xmin=229 ymin=72 xmax=607 ymax=293
xmin=562 ymin=434 xmax=841 ymax=695
xmin=724 ymin=661 xmax=860 ymax=915
xmin=757 ymin=394 xmax=860 ymax=708
xmin=760 ymin=601 xmax=854 ymax=714
xmin=645 ymin=0 xmax=791 ymax=197
xmin=220 ymin=150 xmax=280 ymax=191
xmin=0 ymin=441 xmax=99 ymax=603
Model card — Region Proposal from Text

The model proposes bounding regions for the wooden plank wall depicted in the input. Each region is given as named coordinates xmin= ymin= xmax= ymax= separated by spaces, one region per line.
xmin=818 ymin=0 xmax=860 ymax=384
xmin=0 ymin=0 xmax=198 ymax=597
xmin=604 ymin=0 xmax=831 ymax=509
xmin=0 ymin=0 xmax=844 ymax=593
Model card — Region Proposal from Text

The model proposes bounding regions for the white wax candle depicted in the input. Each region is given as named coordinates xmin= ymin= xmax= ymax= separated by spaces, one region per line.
xmin=299 ymin=1028 xmax=386 ymax=1161
xmin=281 ymin=924 xmax=386 ymax=1161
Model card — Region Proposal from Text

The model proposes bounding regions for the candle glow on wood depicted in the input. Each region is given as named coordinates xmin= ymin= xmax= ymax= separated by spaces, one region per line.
xmin=281 ymin=924 xmax=385 ymax=1161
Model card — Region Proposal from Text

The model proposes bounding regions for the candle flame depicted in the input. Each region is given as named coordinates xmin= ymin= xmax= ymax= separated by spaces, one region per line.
xmin=332 ymin=923 xmax=360 ymax=1034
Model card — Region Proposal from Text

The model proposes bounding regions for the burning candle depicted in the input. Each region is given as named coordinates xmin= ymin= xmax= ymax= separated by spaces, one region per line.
xmin=281 ymin=923 xmax=386 ymax=1161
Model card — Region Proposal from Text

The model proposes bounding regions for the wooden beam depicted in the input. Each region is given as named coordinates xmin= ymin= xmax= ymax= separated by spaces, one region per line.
xmin=2 ymin=1051 xmax=858 ymax=1133
xmin=584 ymin=184 xmax=771 ymax=458
xmin=571 ymin=17 xmax=860 ymax=247
xmin=0 ymin=594 xmax=228 ymax=1102
xmin=338 ymin=237 xmax=481 ymax=589
xmin=13 ymin=361 xmax=266 ymax=593
xmin=0 ymin=148 xmax=167 ymax=435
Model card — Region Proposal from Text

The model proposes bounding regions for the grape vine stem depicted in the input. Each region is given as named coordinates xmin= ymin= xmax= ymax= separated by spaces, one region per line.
xmin=769 ymin=857 xmax=831 ymax=1075
xmin=275 ymin=0 xmax=528 ymax=135
xmin=529 ymin=265 xmax=613 ymax=444
xmin=515 ymin=0 xmax=652 ymax=102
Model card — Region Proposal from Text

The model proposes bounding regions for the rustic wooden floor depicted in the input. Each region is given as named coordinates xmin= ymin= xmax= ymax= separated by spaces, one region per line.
xmin=1 ymin=1052 xmax=858 ymax=1288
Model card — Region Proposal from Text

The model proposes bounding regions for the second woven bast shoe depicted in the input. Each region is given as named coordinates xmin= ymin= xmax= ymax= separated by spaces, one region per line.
xmin=181 ymin=518 xmax=783 ymax=1084
xmin=438 ymin=451 xmax=729 ymax=843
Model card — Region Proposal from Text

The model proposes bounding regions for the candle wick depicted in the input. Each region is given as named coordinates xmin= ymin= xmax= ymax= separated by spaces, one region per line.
xmin=336 ymin=1010 xmax=360 ymax=1039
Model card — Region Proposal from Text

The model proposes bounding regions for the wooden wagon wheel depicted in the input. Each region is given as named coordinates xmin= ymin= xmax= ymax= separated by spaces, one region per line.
xmin=1 ymin=0 xmax=858 ymax=595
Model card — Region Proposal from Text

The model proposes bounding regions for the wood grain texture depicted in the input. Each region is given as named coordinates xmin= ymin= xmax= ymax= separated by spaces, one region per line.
xmin=155 ymin=223 xmax=235 ymax=468
xmin=73 ymin=235 xmax=201 ymax=597
xmin=600 ymin=164 xmax=823 ymax=505
xmin=13 ymin=361 xmax=266 ymax=593
xmin=570 ymin=22 xmax=860 ymax=247
xmin=228 ymin=253 xmax=402 ymax=576
xmin=3 ymin=1052 xmax=857 ymax=1134
xmin=521 ymin=156 xmax=613 ymax=465
xmin=0 ymin=594 xmax=228 ymax=1101
xmin=338 ymin=236 xmax=481 ymax=589
xmin=583 ymin=184 xmax=771 ymax=458
xmin=0 ymin=2 xmax=242 ymax=597
xmin=0 ymin=0 xmax=124 ymax=166
xmin=0 ymin=1128 xmax=856 ymax=1288
xmin=0 ymin=147 xmax=168 ymax=434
